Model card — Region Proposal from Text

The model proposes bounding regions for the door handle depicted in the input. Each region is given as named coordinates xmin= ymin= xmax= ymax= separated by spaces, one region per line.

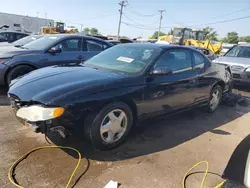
xmin=76 ymin=55 xmax=83 ymax=60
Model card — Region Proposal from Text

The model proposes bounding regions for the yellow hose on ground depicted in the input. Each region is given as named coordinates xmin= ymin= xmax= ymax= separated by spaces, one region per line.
xmin=9 ymin=147 xmax=226 ymax=188
xmin=8 ymin=145 xmax=82 ymax=188
xmin=182 ymin=160 xmax=226 ymax=188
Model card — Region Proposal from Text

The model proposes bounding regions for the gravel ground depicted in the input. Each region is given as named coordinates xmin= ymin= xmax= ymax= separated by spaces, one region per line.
xmin=0 ymin=86 xmax=250 ymax=188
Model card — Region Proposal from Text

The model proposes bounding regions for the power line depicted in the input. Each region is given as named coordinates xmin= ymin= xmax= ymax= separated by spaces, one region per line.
xmin=123 ymin=13 xmax=159 ymax=24
xmin=123 ymin=13 xmax=159 ymax=28
xmin=126 ymin=1 xmax=158 ymax=17
xmin=187 ymin=15 xmax=250 ymax=27
xmin=174 ymin=6 xmax=250 ymax=25
xmin=122 ymin=21 xmax=158 ymax=30
xmin=161 ymin=15 xmax=250 ymax=28
xmin=209 ymin=7 xmax=250 ymax=20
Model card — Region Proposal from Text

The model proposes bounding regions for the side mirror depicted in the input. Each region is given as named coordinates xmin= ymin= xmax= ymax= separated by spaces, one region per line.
xmin=48 ymin=46 xmax=62 ymax=53
xmin=151 ymin=67 xmax=173 ymax=76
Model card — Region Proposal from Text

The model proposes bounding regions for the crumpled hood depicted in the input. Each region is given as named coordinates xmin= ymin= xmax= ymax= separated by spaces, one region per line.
xmin=8 ymin=65 xmax=133 ymax=105
xmin=214 ymin=56 xmax=250 ymax=68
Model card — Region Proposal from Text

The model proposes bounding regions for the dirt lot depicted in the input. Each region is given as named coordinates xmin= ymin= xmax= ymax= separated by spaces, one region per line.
xmin=0 ymin=86 xmax=250 ymax=188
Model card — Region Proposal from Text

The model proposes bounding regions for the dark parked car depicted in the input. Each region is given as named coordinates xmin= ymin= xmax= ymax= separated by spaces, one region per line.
xmin=190 ymin=46 xmax=217 ymax=61
xmin=8 ymin=44 xmax=232 ymax=149
xmin=0 ymin=30 xmax=29 ymax=43
xmin=108 ymin=40 xmax=121 ymax=46
xmin=0 ymin=35 xmax=42 ymax=47
xmin=0 ymin=34 xmax=112 ymax=86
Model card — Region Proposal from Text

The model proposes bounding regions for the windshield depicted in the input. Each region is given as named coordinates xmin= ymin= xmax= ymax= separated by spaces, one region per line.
xmin=84 ymin=45 xmax=162 ymax=74
xmin=225 ymin=46 xmax=250 ymax=58
xmin=183 ymin=29 xmax=193 ymax=40
xmin=173 ymin=28 xmax=183 ymax=37
xmin=12 ymin=35 xmax=42 ymax=46
xmin=197 ymin=32 xmax=205 ymax=41
xmin=22 ymin=35 xmax=61 ymax=50
xmin=192 ymin=31 xmax=197 ymax=40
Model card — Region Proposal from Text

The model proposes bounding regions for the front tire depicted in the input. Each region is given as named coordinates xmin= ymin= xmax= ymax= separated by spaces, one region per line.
xmin=207 ymin=85 xmax=222 ymax=112
xmin=84 ymin=102 xmax=133 ymax=150
xmin=6 ymin=65 xmax=34 ymax=85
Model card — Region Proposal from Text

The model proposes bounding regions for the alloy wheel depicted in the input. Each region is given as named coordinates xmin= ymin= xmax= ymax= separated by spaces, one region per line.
xmin=210 ymin=88 xmax=221 ymax=110
xmin=100 ymin=109 xmax=128 ymax=144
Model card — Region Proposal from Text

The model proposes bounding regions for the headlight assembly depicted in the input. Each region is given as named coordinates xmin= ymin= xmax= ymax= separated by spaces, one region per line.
xmin=16 ymin=105 xmax=64 ymax=122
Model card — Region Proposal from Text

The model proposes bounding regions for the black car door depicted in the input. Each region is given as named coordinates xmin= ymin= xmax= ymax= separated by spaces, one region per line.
xmin=139 ymin=48 xmax=197 ymax=116
xmin=81 ymin=39 xmax=109 ymax=61
xmin=45 ymin=37 xmax=83 ymax=67
xmin=191 ymin=50 xmax=213 ymax=103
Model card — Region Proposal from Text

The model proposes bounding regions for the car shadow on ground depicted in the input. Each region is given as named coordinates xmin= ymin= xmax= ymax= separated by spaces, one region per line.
xmin=47 ymin=101 xmax=250 ymax=162
xmin=222 ymin=133 xmax=250 ymax=188
xmin=0 ymin=86 xmax=9 ymax=106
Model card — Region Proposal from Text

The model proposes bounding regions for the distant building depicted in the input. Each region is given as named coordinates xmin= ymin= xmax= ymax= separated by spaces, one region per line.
xmin=0 ymin=12 xmax=54 ymax=34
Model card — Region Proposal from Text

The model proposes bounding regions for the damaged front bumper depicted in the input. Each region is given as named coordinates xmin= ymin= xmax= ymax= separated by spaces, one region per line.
xmin=26 ymin=121 xmax=70 ymax=138
xmin=8 ymin=94 xmax=81 ymax=138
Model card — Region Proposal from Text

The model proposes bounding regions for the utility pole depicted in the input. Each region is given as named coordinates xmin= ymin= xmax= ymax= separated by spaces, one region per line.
xmin=117 ymin=0 xmax=126 ymax=40
xmin=80 ymin=24 xmax=83 ymax=32
xmin=45 ymin=13 xmax=47 ymax=26
xmin=158 ymin=10 xmax=165 ymax=39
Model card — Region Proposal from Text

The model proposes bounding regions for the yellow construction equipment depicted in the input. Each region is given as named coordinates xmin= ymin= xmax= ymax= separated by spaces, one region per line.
xmin=158 ymin=27 xmax=193 ymax=45
xmin=158 ymin=27 xmax=222 ymax=55
xmin=41 ymin=22 xmax=78 ymax=34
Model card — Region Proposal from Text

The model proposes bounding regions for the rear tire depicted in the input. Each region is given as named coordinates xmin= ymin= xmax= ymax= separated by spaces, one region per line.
xmin=6 ymin=65 xmax=34 ymax=85
xmin=207 ymin=85 xmax=222 ymax=112
xmin=84 ymin=102 xmax=133 ymax=150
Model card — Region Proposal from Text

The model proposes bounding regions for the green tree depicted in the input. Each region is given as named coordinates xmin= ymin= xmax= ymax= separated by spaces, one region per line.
xmin=202 ymin=27 xmax=218 ymax=41
xmin=224 ymin=32 xmax=239 ymax=44
xmin=152 ymin=31 xmax=166 ymax=39
xmin=83 ymin=27 xmax=90 ymax=34
xmin=239 ymin=36 xmax=250 ymax=43
xmin=90 ymin=28 xmax=99 ymax=35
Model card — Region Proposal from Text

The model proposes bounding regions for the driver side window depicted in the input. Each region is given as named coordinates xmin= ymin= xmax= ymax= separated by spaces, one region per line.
xmin=154 ymin=49 xmax=192 ymax=74
xmin=53 ymin=38 xmax=82 ymax=52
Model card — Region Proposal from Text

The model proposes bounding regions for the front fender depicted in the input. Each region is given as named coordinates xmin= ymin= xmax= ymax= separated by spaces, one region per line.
xmin=69 ymin=85 xmax=144 ymax=112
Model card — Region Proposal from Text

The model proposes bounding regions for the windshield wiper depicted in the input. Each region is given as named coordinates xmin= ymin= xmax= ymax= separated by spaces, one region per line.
xmin=14 ymin=45 xmax=22 ymax=48
xmin=81 ymin=64 xmax=99 ymax=70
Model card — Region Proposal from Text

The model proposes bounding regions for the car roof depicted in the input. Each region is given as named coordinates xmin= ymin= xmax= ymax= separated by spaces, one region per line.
xmin=119 ymin=43 xmax=197 ymax=50
xmin=44 ymin=34 xmax=112 ymax=44
xmin=238 ymin=43 xmax=250 ymax=47
xmin=0 ymin=30 xmax=29 ymax=35
xmin=108 ymin=40 xmax=120 ymax=43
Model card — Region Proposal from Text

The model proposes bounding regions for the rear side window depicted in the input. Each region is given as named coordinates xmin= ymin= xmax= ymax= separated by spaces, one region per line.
xmin=0 ymin=33 xmax=8 ymax=41
xmin=83 ymin=40 xmax=104 ymax=52
xmin=193 ymin=51 xmax=206 ymax=69
xmin=154 ymin=49 xmax=192 ymax=73
xmin=16 ymin=34 xmax=26 ymax=40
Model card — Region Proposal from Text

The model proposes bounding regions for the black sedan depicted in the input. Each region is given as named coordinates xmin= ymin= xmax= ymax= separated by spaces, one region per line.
xmin=8 ymin=44 xmax=232 ymax=149
xmin=190 ymin=46 xmax=217 ymax=61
